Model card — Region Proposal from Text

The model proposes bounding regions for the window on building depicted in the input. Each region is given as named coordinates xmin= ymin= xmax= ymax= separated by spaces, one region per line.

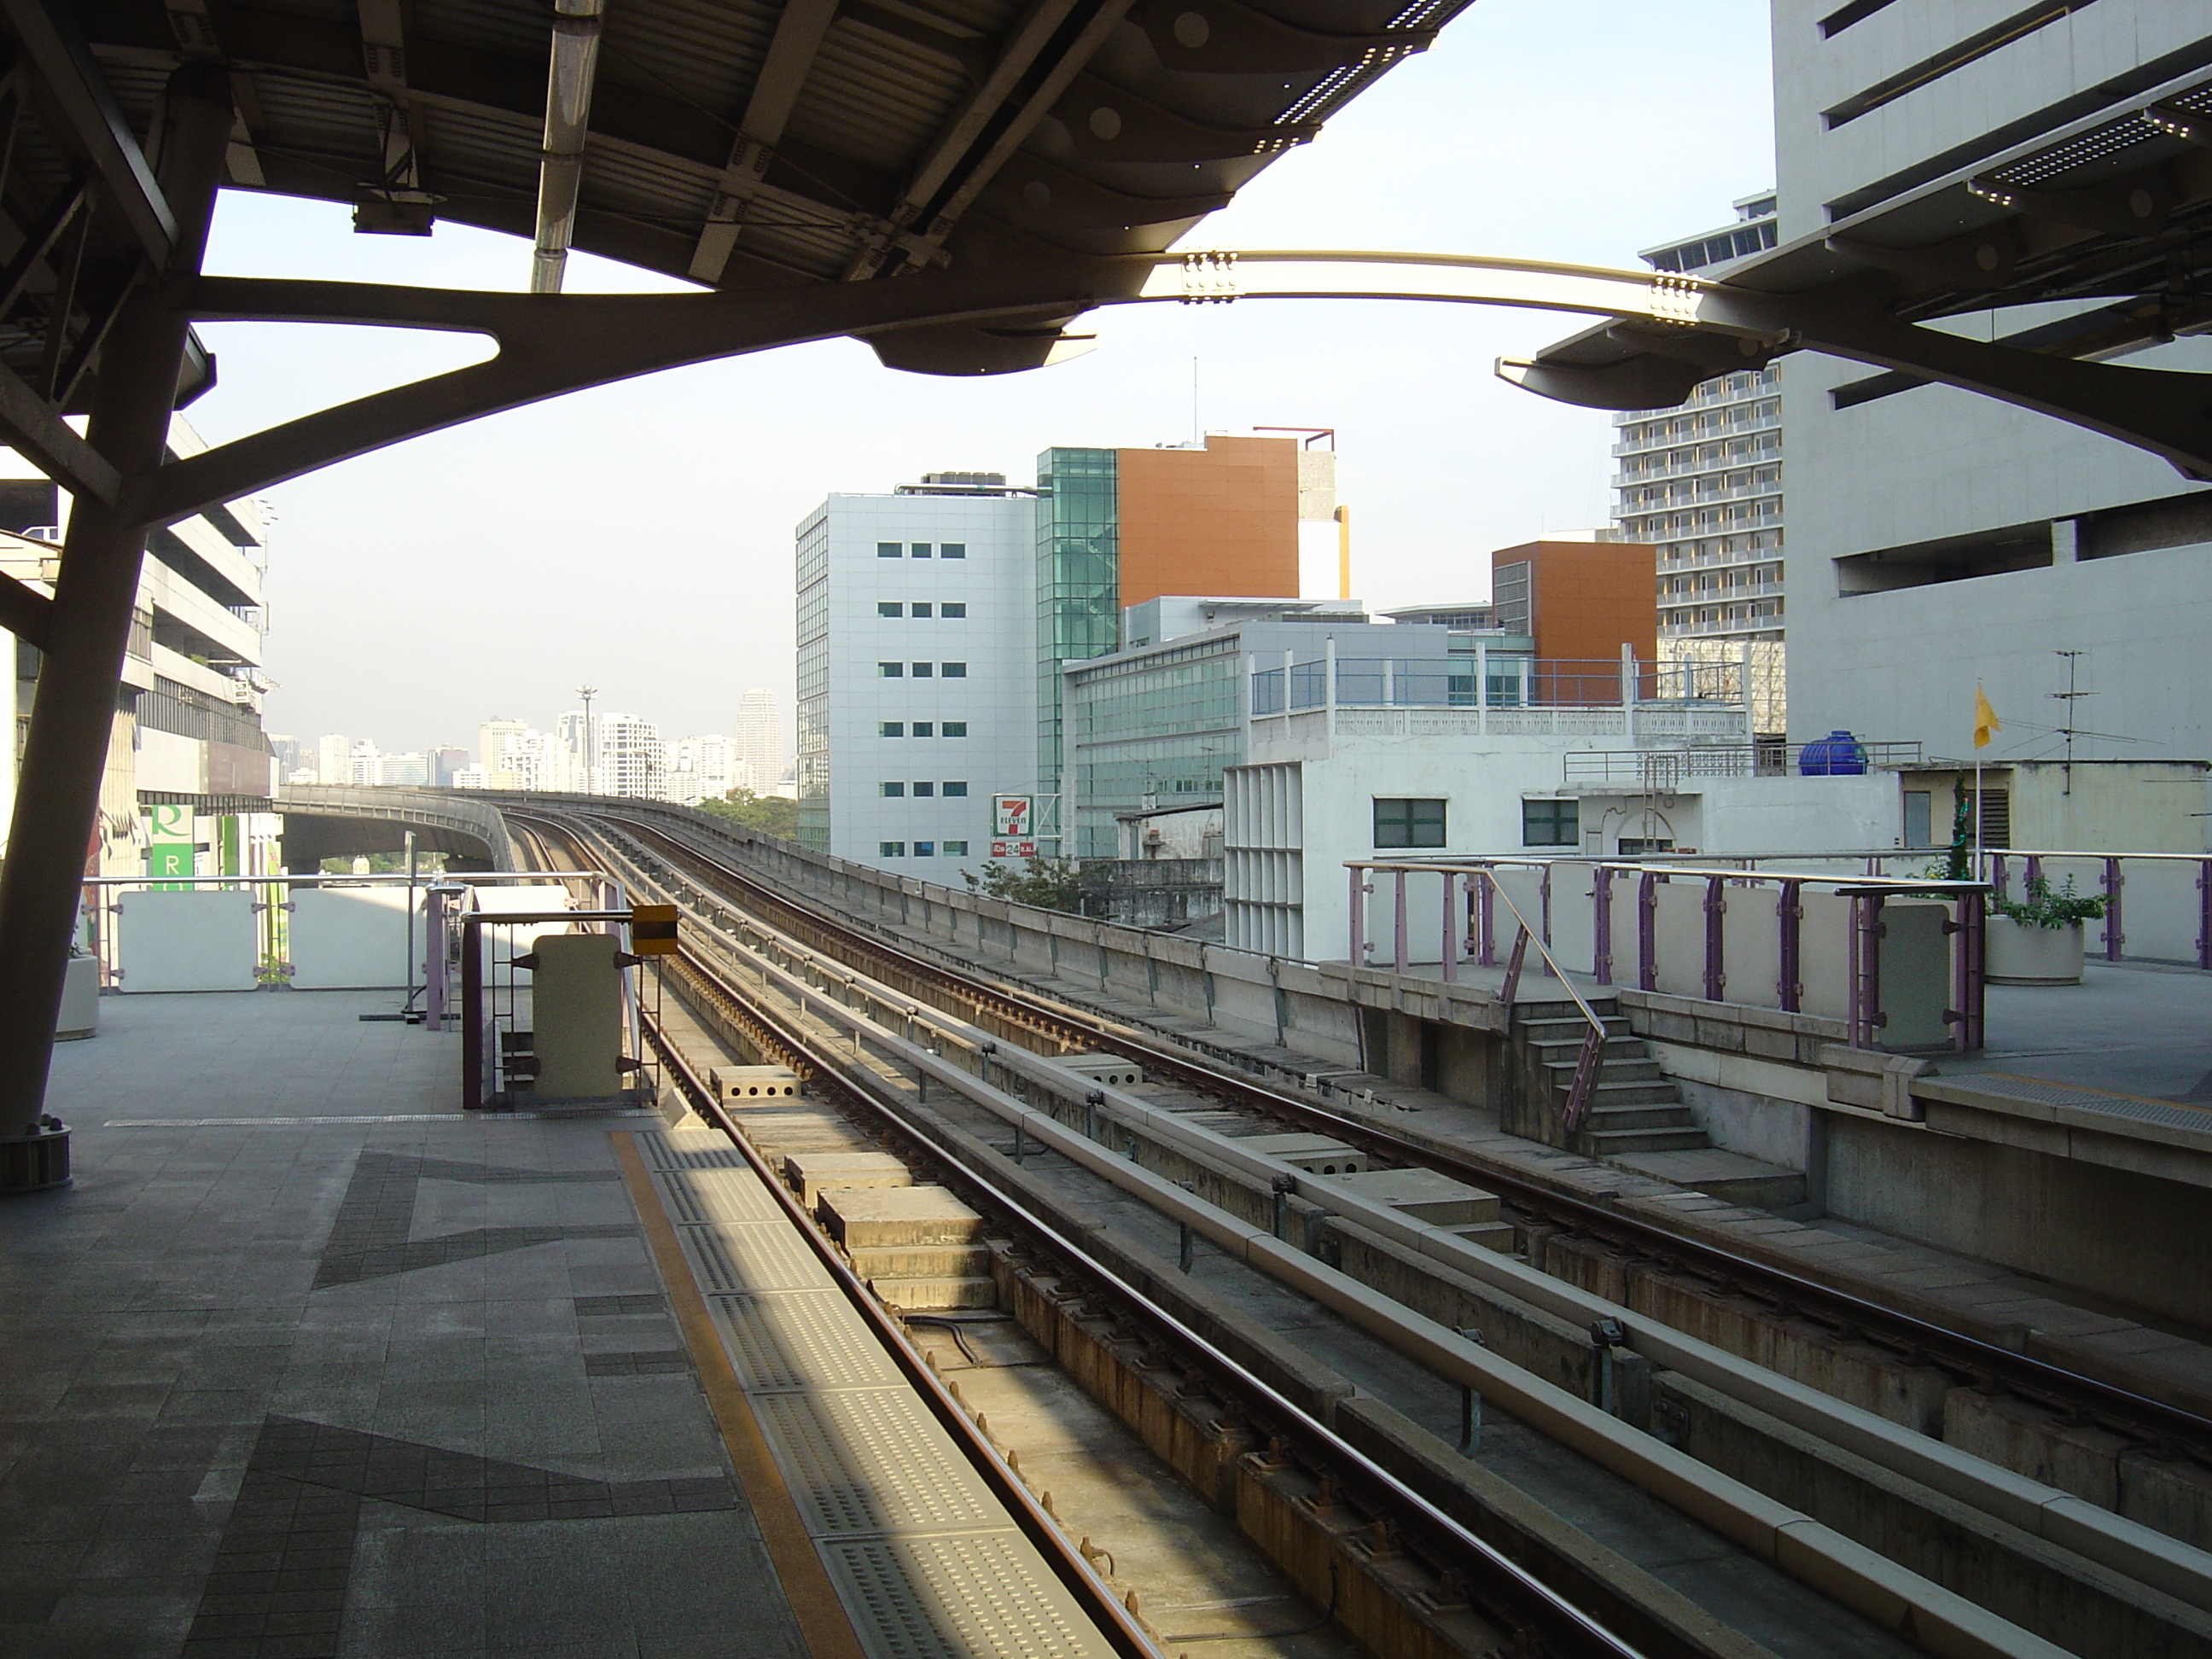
xmin=1522 ymin=799 xmax=1579 ymax=847
xmin=943 ymin=840 xmax=969 ymax=856
xmin=911 ymin=602 xmax=932 ymax=618
xmin=942 ymin=722 xmax=967 ymax=736
xmin=1903 ymin=790 xmax=1933 ymax=847
xmin=881 ymin=782 xmax=905 ymax=797
xmin=1374 ymin=798 xmax=1447 ymax=848
xmin=879 ymin=841 xmax=905 ymax=857
xmin=942 ymin=781 xmax=968 ymax=797
xmin=941 ymin=661 xmax=967 ymax=678
xmin=878 ymin=661 xmax=903 ymax=677
xmin=877 ymin=542 xmax=901 ymax=559
xmin=880 ymin=722 xmax=905 ymax=737
xmin=913 ymin=782 xmax=934 ymax=797
xmin=914 ymin=841 xmax=934 ymax=857
xmin=911 ymin=722 xmax=933 ymax=737
xmin=912 ymin=661 xmax=933 ymax=678
xmin=911 ymin=543 xmax=931 ymax=557
xmin=1618 ymin=837 xmax=1674 ymax=856
xmin=941 ymin=602 xmax=966 ymax=618
xmin=940 ymin=543 xmax=966 ymax=559
xmin=877 ymin=602 xmax=902 ymax=617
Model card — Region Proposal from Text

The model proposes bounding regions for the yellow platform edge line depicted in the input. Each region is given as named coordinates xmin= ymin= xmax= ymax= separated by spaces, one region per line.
xmin=611 ymin=1131 xmax=869 ymax=1659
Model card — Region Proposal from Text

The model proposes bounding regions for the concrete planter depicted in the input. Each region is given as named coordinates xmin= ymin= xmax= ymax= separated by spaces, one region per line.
xmin=1985 ymin=917 xmax=2085 ymax=986
xmin=55 ymin=954 xmax=99 ymax=1039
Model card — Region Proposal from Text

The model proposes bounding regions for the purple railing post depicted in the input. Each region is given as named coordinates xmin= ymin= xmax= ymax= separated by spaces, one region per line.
xmin=1539 ymin=864 xmax=1555 ymax=978
xmin=1592 ymin=866 xmax=1615 ymax=986
xmin=1951 ymin=888 xmax=1986 ymax=1051
xmin=1848 ymin=894 xmax=1885 ymax=1049
xmin=2025 ymin=853 xmax=2043 ymax=889
xmin=2103 ymin=857 xmax=2124 ymax=961
xmin=1393 ymin=870 xmax=1409 ymax=976
xmin=2199 ymin=860 xmax=2212 ymax=970
xmin=1348 ymin=864 xmax=1365 ymax=968
xmin=1562 ymin=1027 xmax=1603 ymax=1136
xmin=1441 ymin=870 xmax=1458 ymax=985
xmin=1477 ymin=870 xmax=1496 ymax=966
xmin=461 ymin=917 xmax=485 ymax=1109
xmin=1637 ymin=872 xmax=1659 ymax=991
xmin=1703 ymin=876 xmax=1726 ymax=1002
xmin=1777 ymin=879 xmax=1802 ymax=1012
xmin=1501 ymin=925 xmax=1529 ymax=1005
xmin=1989 ymin=853 xmax=2008 ymax=902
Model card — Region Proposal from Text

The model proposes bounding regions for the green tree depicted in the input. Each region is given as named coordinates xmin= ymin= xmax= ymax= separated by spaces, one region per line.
xmin=961 ymin=856 xmax=1095 ymax=914
xmin=696 ymin=787 xmax=798 ymax=838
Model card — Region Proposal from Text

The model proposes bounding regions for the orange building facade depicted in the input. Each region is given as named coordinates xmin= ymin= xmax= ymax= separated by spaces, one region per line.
xmin=1490 ymin=537 xmax=1658 ymax=704
xmin=1112 ymin=434 xmax=1302 ymax=608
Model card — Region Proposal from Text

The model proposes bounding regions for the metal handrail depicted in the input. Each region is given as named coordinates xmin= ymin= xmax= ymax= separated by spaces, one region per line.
xmin=1473 ymin=872 xmax=1610 ymax=1135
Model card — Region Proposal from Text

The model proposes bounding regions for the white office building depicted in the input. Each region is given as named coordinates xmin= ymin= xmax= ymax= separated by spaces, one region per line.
xmin=592 ymin=712 xmax=664 ymax=799
xmin=735 ymin=689 xmax=783 ymax=796
xmin=1611 ymin=194 xmax=1786 ymax=735
xmin=667 ymin=734 xmax=736 ymax=805
xmin=795 ymin=474 xmax=1037 ymax=875
xmin=1768 ymin=4 xmax=2212 ymax=770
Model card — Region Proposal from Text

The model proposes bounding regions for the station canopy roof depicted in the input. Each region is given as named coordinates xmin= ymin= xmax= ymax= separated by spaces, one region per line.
xmin=73 ymin=0 xmax=1468 ymax=374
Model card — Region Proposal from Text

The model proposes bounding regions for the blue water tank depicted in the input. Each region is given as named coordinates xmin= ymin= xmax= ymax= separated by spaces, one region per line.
xmin=1799 ymin=730 xmax=1868 ymax=776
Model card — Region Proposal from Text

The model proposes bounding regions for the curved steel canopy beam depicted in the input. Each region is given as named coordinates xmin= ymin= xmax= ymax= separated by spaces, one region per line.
xmin=142 ymin=247 xmax=2212 ymax=527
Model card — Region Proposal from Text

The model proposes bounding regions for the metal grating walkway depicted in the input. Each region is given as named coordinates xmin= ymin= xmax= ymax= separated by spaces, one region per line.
xmin=637 ymin=1129 xmax=1114 ymax=1659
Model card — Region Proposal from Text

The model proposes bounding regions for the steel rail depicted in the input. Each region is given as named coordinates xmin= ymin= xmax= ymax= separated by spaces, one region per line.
xmin=615 ymin=925 xmax=1659 ymax=1658
xmin=629 ymin=964 xmax=1169 ymax=1659
xmin=533 ymin=807 xmax=2212 ymax=1458
xmin=513 ymin=811 xmax=1668 ymax=1658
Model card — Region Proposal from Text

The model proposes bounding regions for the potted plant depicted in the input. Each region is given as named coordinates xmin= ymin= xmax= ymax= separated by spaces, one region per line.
xmin=1985 ymin=875 xmax=2105 ymax=985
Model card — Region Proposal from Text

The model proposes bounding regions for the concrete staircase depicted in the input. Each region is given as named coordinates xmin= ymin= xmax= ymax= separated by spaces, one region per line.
xmin=1510 ymin=998 xmax=1711 ymax=1158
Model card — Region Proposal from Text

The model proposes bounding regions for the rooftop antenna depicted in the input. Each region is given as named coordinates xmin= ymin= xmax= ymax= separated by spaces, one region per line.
xmin=2049 ymin=650 xmax=2089 ymax=796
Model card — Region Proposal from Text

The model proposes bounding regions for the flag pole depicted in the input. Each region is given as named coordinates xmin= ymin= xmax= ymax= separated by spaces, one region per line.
xmin=1973 ymin=756 xmax=1983 ymax=882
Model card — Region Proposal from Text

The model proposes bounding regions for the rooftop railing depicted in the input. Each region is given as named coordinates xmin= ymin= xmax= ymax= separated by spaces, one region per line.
xmin=1560 ymin=740 xmax=1923 ymax=785
xmin=1250 ymin=655 xmax=1749 ymax=716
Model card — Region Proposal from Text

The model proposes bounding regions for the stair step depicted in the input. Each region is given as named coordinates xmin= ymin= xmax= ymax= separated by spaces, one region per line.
xmin=1574 ymin=1080 xmax=1681 ymax=1106
xmin=1517 ymin=1016 xmax=1634 ymax=1040
xmin=1526 ymin=1036 xmax=1646 ymax=1061
xmin=1544 ymin=1057 xmax=1664 ymax=1083
xmin=1581 ymin=1103 xmax=1697 ymax=1131
xmin=1586 ymin=1126 xmax=1710 ymax=1155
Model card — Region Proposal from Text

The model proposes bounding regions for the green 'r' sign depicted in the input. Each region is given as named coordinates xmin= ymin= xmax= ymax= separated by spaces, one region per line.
xmin=148 ymin=803 xmax=194 ymax=888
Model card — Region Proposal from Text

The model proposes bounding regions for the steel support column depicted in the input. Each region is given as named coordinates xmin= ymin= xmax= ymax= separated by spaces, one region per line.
xmin=0 ymin=67 xmax=232 ymax=1162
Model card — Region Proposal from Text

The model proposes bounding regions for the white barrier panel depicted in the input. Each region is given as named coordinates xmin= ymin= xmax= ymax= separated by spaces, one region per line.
xmin=118 ymin=890 xmax=258 ymax=992
xmin=472 ymin=885 xmax=576 ymax=963
xmin=289 ymin=887 xmax=421 ymax=990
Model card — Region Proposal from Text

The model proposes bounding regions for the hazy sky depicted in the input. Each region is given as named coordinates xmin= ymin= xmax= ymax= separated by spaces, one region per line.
xmin=190 ymin=0 xmax=1774 ymax=756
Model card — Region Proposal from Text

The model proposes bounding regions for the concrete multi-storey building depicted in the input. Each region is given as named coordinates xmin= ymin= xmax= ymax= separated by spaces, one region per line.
xmin=1767 ymin=3 xmax=2212 ymax=774
xmin=1611 ymin=197 xmax=1786 ymax=738
xmin=1 ymin=416 xmax=279 ymax=881
xmin=734 ymin=689 xmax=783 ymax=795
xmin=591 ymin=713 xmax=664 ymax=799
xmin=795 ymin=473 xmax=1037 ymax=872
xmin=800 ymin=437 xmax=1324 ymax=872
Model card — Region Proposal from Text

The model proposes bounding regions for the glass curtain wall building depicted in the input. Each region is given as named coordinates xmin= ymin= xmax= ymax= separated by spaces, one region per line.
xmin=1033 ymin=447 xmax=1120 ymax=841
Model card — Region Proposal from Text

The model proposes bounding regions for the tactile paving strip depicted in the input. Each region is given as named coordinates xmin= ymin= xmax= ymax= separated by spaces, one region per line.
xmin=637 ymin=1129 xmax=745 ymax=1170
xmin=750 ymin=1387 xmax=1006 ymax=1539
xmin=1960 ymin=1074 xmax=2212 ymax=1132
xmin=708 ymin=1290 xmax=907 ymax=1394
xmin=651 ymin=1152 xmax=1114 ymax=1659
xmin=654 ymin=1167 xmax=783 ymax=1225
xmin=818 ymin=1533 xmax=1108 ymax=1659
xmin=674 ymin=1220 xmax=830 ymax=1295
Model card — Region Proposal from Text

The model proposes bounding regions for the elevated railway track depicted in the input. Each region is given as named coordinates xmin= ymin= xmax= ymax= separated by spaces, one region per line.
xmin=498 ymin=803 xmax=2212 ymax=1659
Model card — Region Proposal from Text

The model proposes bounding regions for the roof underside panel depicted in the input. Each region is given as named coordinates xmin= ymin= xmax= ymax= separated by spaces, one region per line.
xmin=58 ymin=0 xmax=1476 ymax=373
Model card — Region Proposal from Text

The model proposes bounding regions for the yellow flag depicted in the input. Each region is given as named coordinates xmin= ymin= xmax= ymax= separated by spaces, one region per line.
xmin=1972 ymin=684 xmax=2000 ymax=750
